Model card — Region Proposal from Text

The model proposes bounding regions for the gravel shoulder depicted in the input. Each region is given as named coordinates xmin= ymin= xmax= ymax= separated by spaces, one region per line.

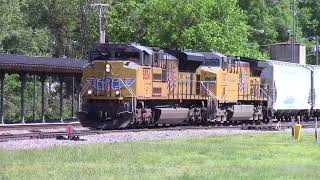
xmin=0 ymin=128 xmax=258 ymax=150
xmin=1 ymin=128 xmax=316 ymax=150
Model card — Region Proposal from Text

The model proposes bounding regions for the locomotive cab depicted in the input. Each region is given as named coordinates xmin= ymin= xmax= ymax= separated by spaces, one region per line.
xmin=79 ymin=43 xmax=158 ymax=129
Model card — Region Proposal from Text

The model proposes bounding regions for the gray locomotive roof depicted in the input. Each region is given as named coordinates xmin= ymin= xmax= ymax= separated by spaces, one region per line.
xmin=183 ymin=52 xmax=205 ymax=61
xmin=199 ymin=51 xmax=226 ymax=60
xmin=131 ymin=44 xmax=154 ymax=55
xmin=163 ymin=53 xmax=177 ymax=60
xmin=184 ymin=52 xmax=204 ymax=57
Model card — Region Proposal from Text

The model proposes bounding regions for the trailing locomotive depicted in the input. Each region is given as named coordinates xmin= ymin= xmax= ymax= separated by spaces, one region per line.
xmin=77 ymin=43 xmax=269 ymax=129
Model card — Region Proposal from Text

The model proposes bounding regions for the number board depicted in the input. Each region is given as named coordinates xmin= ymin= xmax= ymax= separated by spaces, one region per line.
xmin=143 ymin=69 xmax=151 ymax=80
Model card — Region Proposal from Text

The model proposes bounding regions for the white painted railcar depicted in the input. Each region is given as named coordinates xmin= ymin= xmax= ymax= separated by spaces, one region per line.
xmin=258 ymin=60 xmax=314 ymax=120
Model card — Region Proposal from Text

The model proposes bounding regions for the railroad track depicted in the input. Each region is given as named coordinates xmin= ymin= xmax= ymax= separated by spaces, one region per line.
xmin=0 ymin=125 xmax=242 ymax=142
xmin=0 ymin=121 xmax=317 ymax=142
xmin=0 ymin=122 xmax=81 ymax=131
xmin=0 ymin=129 xmax=104 ymax=142
xmin=242 ymin=121 xmax=318 ymax=130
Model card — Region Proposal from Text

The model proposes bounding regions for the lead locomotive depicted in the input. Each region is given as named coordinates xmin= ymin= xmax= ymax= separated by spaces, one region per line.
xmin=77 ymin=43 xmax=273 ymax=129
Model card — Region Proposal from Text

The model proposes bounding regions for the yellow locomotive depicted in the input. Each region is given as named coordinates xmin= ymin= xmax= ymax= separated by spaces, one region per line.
xmin=78 ymin=43 xmax=268 ymax=129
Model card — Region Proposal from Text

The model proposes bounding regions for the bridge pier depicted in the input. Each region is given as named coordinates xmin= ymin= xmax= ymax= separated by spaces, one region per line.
xmin=71 ymin=76 xmax=75 ymax=118
xmin=76 ymin=77 xmax=81 ymax=113
xmin=59 ymin=76 xmax=64 ymax=122
xmin=33 ymin=75 xmax=36 ymax=121
xmin=19 ymin=74 xmax=26 ymax=124
xmin=40 ymin=75 xmax=46 ymax=123
xmin=0 ymin=72 xmax=5 ymax=124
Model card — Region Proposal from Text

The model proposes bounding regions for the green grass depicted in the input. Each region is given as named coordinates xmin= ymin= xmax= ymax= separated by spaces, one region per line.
xmin=1 ymin=132 xmax=320 ymax=180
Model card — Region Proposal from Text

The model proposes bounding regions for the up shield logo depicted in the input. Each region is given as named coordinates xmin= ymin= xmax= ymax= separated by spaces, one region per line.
xmin=111 ymin=78 xmax=135 ymax=90
xmin=86 ymin=77 xmax=135 ymax=91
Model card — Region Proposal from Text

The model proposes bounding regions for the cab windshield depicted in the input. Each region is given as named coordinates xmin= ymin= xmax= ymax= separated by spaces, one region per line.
xmin=89 ymin=49 xmax=141 ymax=63
xmin=202 ymin=59 xmax=220 ymax=67
xmin=114 ymin=51 xmax=140 ymax=61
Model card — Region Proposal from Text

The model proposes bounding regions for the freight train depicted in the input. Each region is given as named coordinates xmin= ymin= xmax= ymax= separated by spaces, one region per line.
xmin=77 ymin=43 xmax=320 ymax=129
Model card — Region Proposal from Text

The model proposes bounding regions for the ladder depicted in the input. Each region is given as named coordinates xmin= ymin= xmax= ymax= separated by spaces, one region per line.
xmin=200 ymin=81 xmax=218 ymax=116
xmin=260 ymin=86 xmax=274 ymax=108
xmin=119 ymin=79 xmax=137 ymax=122
xmin=79 ymin=83 xmax=90 ymax=111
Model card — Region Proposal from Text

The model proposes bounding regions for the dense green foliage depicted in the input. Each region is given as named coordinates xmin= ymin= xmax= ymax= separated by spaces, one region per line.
xmin=2 ymin=75 xmax=76 ymax=122
xmin=0 ymin=0 xmax=319 ymax=121
xmin=2 ymin=0 xmax=319 ymax=59
xmin=1 ymin=132 xmax=320 ymax=179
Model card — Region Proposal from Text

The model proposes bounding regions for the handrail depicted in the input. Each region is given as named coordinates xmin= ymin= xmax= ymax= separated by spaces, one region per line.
xmin=80 ymin=83 xmax=89 ymax=97
xmin=260 ymin=87 xmax=273 ymax=102
xmin=200 ymin=81 xmax=218 ymax=114
xmin=119 ymin=78 xmax=137 ymax=122
xmin=79 ymin=83 xmax=89 ymax=110
xmin=200 ymin=81 xmax=217 ymax=99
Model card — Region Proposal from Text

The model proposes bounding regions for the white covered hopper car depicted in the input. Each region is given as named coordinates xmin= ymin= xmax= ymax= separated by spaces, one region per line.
xmin=258 ymin=60 xmax=319 ymax=120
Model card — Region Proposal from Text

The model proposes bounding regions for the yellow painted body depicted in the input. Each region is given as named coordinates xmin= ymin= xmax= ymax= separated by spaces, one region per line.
xmin=82 ymin=59 xmax=263 ymax=102
xmin=200 ymin=64 xmax=262 ymax=102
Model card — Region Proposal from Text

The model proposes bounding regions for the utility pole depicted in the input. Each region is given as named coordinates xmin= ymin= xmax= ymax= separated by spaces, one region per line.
xmin=91 ymin=3 xmax=109 ymax=44
xmin=291 ymin=0 xmax=296 ymax=63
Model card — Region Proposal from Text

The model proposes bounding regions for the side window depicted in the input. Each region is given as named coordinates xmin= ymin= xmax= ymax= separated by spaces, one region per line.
xmin=162 ymin=66 xmax=167 ymax=82
xmin=221 ymin=57 xmax=228 ymax=69
xmin=153 ymin=52 xmax=159 ymax=67
xmin=196 ymin=75 xmax=200 ymax=95
xmin=232 ymin=59 xmax=236 ymax=73
xmin=229 ymin=59 xmax=233 ymax=73
xmin=143 ymin=52 xmax=151 ymax=66
xmin=236 ymin=61 xmax=239 ymax=73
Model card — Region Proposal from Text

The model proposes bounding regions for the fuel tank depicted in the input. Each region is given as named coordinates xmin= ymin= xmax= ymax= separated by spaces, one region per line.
xmin=153 ymin=107 xmax=189 ymax=125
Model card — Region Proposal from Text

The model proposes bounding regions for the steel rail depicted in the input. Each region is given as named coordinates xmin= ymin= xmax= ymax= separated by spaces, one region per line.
xmin=0 ymin=121 xmax=317 ymax=142
xmin=0 ymin=122 xmax=80 ymax=130
xmin=0 ymin=125 xmax=242 ymax=142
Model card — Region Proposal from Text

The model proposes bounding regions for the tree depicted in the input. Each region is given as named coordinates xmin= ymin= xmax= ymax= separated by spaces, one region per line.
xmin=298 ymin=0 xmax=320 ymax=37
xmin=73 ymin=0 xmax=98 ymax=59
xmin=107 ymin=0 xmax=143 ymax=43
xmin=239 ymin=0 xmax=303 ymax=57
xmin=297 ymin=0 xmax=320 ymax=64
xmin=23 ymin=0 xmax=78 ymax=58
xmin=139 ymin=0 xmax=261 ymax=58
xmin=0 ymin=0 xmax=25 ymax=41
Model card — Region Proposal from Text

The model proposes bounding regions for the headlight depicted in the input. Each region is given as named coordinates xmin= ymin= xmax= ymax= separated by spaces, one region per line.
xmin=106 ymin=64 xmax=111 ymax=73
xmin=88 ymin=89 xmax=93 ymax=95
xmin=115 ymin=90 xmax=120 ymax=96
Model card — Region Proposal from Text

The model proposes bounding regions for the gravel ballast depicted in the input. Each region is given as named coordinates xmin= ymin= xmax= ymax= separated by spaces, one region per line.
xmin=0 ymin=128 xmax=259 ymax=150
xmin=1 ymin=128 xmax=315 ymax=150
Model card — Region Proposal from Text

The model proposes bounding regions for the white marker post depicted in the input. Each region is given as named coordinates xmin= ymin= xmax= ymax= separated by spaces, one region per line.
xmin=291 ymin=116 xmax=295 ymax=141
xmin=315 ymin=117 xmax=318 ymax=142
